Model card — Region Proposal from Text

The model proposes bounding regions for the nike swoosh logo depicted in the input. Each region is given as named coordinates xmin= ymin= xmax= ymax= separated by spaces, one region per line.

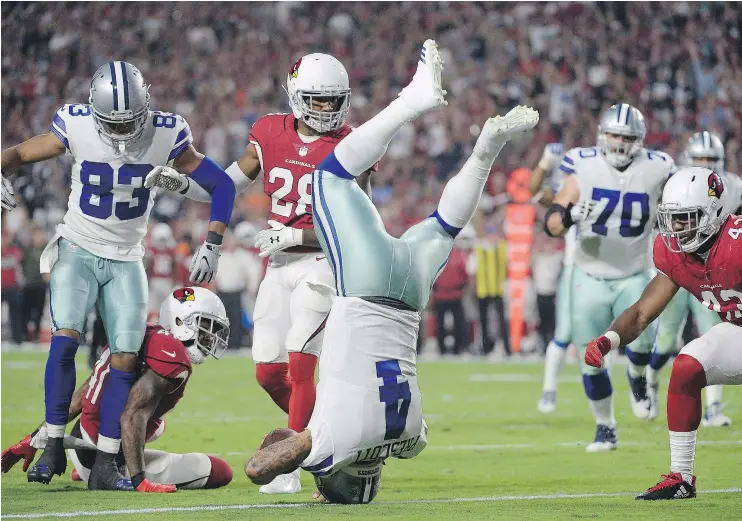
xmin=316 ymin=256 xmax=326 ymax=261
xmin=162 ymin=350 xmax=177 ymax=358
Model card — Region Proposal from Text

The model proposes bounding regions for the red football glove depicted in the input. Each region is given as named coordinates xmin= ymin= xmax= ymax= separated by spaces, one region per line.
xmin=1 ymin=434 xmax=37 ymax=473
xmin=135 ymin=478 xmax=177 ymax=493
xmin=584 ymin=336 xmax=613 ymax=368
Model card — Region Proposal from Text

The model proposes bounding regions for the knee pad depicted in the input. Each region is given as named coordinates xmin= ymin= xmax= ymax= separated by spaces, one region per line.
xmin=668 ymin=354 xmax=707 ymax=396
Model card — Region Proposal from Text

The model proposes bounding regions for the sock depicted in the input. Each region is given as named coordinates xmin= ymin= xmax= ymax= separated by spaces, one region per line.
xmin=256 ymin=363 xmax=291 ymax=414
xmin=333 ymin=98 xmax=418 ymax=177
xmin=99 ymin=367 xmax=136 ymax=454
xmin=542 ymin=340 xmax=568 ymax=393
xmin=667 ymin=354 xmax=705 ymax=432
xmin=625 ymin=347 xmax=650 ymax=378
xmin=288 ymin=352 xmax=318 ymax=432
xmin=583 ymin=371 xmax=615 ymax=427
xmin=669 ymin=430 xmax=697 ymax=484
xmin=434 ymin=134 xmax=507 ymax=232
xmin=704 ymin=384 xmax=723 ymax=406
xmin=44 ymin=335 xmax=81 ymax=431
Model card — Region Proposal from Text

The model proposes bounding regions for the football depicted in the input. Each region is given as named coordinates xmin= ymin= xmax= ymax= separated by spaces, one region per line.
xmin=258 ymin=428 xmax=298 ymax=450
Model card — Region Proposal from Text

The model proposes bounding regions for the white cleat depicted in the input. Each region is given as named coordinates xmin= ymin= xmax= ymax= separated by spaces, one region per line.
xmin=537 ymin=390 xmax=556 ymax=413
xmin=475 ymin=106 xmax=540 ymax=156
xmin=258 ymin=469 xmax=301 ymax=494
xmin=398 ymin=39 xmax=447 ymax=115
xmin=701 ymin=402 xmax=732 ymax=428
xmin=585 ymin=424 xmax=618 ymax=453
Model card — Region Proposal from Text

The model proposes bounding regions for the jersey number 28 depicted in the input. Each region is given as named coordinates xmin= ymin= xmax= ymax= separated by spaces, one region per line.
xmin=80 ymin=161 xmax=152 ymax=220
xmin=268 ymin=167 xmax=312 ymax=219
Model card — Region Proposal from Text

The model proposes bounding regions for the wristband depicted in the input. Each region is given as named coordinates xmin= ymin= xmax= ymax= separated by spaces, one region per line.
xmin=543 ymin=203 xmax=574 ymax=237
xmin=206 ymin=231 xmax=223 ymax=246
xmin=604 ymin=331 xmax=621 ymax=350
xmin=131 ymin=471 xmax=146 ymax=489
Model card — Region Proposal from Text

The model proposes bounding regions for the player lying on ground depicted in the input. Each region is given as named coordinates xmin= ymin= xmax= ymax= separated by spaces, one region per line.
xmin=1 ymin=287 xmax=233 ymax=493
xmin=0 ymin=61 xmax=235 ymax=489
xmin=583 ymin=167 xmax=741 ymax=500
xmin=145 ymin=52 xmax=374 ymax=495
xmin=244 ymin=39 xmax=539 ymax=504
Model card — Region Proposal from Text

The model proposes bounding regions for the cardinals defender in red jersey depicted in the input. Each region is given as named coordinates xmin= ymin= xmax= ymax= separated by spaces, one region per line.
xmin=1 ymin=287 xmax=233 ymax=493
xmin=583 ymin=167 xmax=742 ymax=500
xmin=144 ymin=53 xmax=376 ymax=494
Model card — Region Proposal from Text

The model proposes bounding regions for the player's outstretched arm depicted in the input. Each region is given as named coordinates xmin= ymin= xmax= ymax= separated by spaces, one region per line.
xmin=1 ymin=133 xmax=67 ymax=172
xmin=245 ymin=429 xmax=312 ymax=486
xmin=545 ymin=174 xmax=580 ymax=237
xmin=529 ymin=144 xmax=561 ymax=206
xmin=120 ymin=369 xmax=177 ymax=492
xmin=585 ymin=272 xmax=679 ymax=368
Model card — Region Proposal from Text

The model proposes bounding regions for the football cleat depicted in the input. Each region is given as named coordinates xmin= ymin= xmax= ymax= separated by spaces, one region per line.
xmin=398 ymin=39 xmax=447 ymax=115
xmin=27 ymin=437 xmax=66 ymax=484
xmin=636 ymin=473 xmax=696 ymax=500
xmin=259 ymin=468 xmax=301 ymax=494
xmin=647 ymin=382 xmax=659 ymax=420
xmin=701 ymin=402 xmax=732 ymax=427
xmin=537 ymin=390 xmax=556 ymax=413
xmin=478 ymin=106 xmax=540 ymax=149
xmin=585 ymin=424 xmax=618 ymax=453
xmin=87 ymin=451 xmax=134 ymax=491
xmin=627 ymin=368 xmax=651 ymax=420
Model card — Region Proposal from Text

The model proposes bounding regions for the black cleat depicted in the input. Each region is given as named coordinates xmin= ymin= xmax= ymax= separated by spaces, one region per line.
xmin=636 ymin=473 xmax=696 ymax=500
xmin=87 ymin=451 xmax=134 ymax=491
xmin=27 ymin=436 xmax=66 ymax=484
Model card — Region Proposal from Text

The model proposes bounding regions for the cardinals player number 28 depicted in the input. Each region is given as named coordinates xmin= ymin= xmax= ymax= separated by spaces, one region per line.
xmin=267 ymin=168 xmax=312 ymax=219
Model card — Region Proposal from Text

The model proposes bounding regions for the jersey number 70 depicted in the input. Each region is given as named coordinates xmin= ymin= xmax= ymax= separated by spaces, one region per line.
xmin=590 ymin=188 xmax=649 ymax=237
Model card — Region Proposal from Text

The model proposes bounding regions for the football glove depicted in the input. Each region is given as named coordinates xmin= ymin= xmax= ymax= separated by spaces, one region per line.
xmin=537 ymin=143 xmax=563 ymax=171
xmin=2 ymin=173 xmax=17 ymax=211
xmin=254 ymin=220 xmax=303 ymax=258
xmin=189 ymin=241 xmax=220 ymax=283
xmin=1 ymin=434 xmax=36 ymax=473
xmin=570 ymin=199 xmax=598 ymax=223
xmin=144 ymin=165 xmax=189 ymax=193
xmin=584 ymin=336 xmax=613 ymax=368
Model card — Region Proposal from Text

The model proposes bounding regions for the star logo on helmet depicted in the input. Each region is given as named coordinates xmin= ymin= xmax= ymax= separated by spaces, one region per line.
xmin=298 ymin=146 xmax=309 ymax=157
xmin=289 ymin=58 xmax=302 ymax=79
xmin=707 ymin=172 xmax=724 ymax=199
xmin=173 ymin=287 xmax=196 ymax=303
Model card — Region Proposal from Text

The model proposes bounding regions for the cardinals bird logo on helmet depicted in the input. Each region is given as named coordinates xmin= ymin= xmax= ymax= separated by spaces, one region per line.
xmin=289 ymin=58 xmax=302 ymax=79
xmin=173 ymin=288 xmax=195 ymax=303
xmin=707 ymin=172 xmax=724 ymax=199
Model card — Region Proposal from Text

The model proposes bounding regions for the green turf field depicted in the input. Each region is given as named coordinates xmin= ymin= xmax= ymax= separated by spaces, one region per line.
xmin=2 ymin=351 xmax=740 ymax=520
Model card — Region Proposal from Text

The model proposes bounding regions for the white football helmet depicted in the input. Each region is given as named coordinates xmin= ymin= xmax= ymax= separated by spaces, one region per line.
xmin=151 ymin=222 xmax=175 ymax=249
xmin=159 ymin=287 xmax=230 ymax=364
xmin=683 ymin=131 xmax=725 ymax=172
xmin=658 ymin=166 xmax=729 ymax=253
xmin=597 ymin=103 xmax=646 ymax=168
xmin=286 ymin=53 xmax=350 ymax=133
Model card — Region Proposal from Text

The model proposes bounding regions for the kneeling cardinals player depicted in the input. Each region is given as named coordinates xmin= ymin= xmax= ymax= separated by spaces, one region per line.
xmin=145 ymin=53 xmax=375 ymax=494
xmin=584 ymin=166 xmax=742 ymax=500
xmin=1 ymin=287 xmax=233 ymax=493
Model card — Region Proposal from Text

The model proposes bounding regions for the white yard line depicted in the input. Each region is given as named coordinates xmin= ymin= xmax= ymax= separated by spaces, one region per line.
xmin=5 ymin=489 xmax=742 ymax=519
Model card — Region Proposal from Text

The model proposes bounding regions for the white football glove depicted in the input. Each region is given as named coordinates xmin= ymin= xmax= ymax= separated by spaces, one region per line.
xmin=189 ymin=241 xmax=221 ymax=283
xmin=254 ymin=220 xmax=304 ymax=258
xmin=537 ymin=143 xmax=563 ymax=171
xmin=2 ymin=174 xmax=17 ymax=211
xmin=144 ymin=165 xmax=189 ymax=193
xmin=570 ymin=200 xmax=598 ymax=223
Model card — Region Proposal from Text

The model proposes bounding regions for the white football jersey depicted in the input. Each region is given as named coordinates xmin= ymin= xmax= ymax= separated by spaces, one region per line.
xmin=560 ymin=146 xmax=675 ymax=279
xmin=50 ymin=104 xmax=192 ymax=261
xmin=301 ymin=297 xmax=426 ymax=477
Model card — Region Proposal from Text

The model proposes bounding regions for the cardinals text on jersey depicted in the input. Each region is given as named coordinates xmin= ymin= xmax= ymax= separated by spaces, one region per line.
xmin=50 ymin=104 xmax=193 ymax=261
xmin=561 ymin=146 xmax=675 ymax=278
xmin=654 ymin=215 xmax=742 ymax=325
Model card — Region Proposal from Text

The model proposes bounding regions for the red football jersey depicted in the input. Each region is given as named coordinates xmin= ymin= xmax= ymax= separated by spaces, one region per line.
xmin=249 ymin=113 xmax=354 ymax=230
xmin=147 ymin=245 xmax=176 ymax=279
xmin=80 ymin=325 xmax=192 ymax=444
xmin=654 ymin=215 xmax=742 ymax=325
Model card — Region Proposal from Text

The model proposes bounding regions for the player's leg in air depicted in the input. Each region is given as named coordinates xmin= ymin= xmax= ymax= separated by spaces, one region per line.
xmin=28 ymin=242 xmax=145 ymax=490
xmin=537 ymin=260 xmax=573 ymax=413
xmin=637 ymin=322 xmax=742 ymax=499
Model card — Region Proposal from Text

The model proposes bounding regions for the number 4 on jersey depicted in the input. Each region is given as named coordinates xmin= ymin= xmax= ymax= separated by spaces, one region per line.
xmin=728 ymin=217 xmax=742 ymax=240
xmin=377 ymin=360 xmax=411 ymax=440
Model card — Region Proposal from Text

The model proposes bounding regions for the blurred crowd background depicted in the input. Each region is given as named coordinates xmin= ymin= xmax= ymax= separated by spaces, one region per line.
xmin=2 ymin=2 xmax=741 ymax=356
